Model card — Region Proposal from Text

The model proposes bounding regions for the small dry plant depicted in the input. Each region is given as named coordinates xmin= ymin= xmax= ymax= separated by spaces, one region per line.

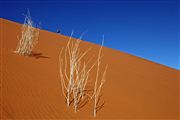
xmin=59 ymin=32 xmax=107 ymax=117
xmin=14 ymin=10 xmax=40 ymax=56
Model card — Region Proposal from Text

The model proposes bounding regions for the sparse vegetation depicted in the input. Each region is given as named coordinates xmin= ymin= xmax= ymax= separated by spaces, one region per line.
xmin=59 ymin=32 xmax=107 ymax=117
xmin=14 ymin=10 xmax=40 ymax=56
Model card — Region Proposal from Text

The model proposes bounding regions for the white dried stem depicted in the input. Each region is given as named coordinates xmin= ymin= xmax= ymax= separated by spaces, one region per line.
xmin=92 ymin=35 xmax=108 ymax=117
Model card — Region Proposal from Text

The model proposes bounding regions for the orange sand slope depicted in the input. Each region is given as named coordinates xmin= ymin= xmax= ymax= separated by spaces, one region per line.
xmin=1 ymin=18 xmax=179 ymax=119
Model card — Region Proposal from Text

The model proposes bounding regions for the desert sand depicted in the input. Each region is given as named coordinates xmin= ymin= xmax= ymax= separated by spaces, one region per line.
xmin=0 ymin=18 xmax=179 ymax=119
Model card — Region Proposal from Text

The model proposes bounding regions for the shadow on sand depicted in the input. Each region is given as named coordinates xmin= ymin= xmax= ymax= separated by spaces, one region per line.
xmin=29 ymin=52 xmax=49 ymax=59
xmin=63 ymin=89 xmax=105 ymax=113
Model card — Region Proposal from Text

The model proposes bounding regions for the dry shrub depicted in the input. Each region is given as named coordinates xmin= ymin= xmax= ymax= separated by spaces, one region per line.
xmin=14 ymin=10 xmax=40 ymax=56
xmin=59 ymin=32 xmax=107 ymax=117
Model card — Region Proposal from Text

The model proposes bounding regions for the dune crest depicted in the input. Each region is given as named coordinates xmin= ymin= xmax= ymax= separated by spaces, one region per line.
xmin=1 ymin=18 xmax=179 ymax=119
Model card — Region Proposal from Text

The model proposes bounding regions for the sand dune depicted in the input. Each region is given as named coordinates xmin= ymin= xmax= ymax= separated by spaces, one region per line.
xmin=0 ymin=18 xmax=179 ymax=119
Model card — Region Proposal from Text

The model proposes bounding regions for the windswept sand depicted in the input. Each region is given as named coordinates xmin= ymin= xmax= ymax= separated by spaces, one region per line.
xmin=0 ymin=18 xmax=179 ymax=119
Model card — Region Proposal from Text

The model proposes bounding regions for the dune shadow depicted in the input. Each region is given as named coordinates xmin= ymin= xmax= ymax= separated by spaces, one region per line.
xmin=29 ymin=52 xmax=49 ymax=59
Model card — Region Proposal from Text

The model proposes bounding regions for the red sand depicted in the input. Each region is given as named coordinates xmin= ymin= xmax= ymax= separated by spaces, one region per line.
xmin=0 ymin=18 xmax=179 ymax=119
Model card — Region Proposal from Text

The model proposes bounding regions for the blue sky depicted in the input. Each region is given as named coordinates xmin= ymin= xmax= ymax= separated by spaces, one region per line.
xmin=1 ymin=0 xmax=179 ymax=69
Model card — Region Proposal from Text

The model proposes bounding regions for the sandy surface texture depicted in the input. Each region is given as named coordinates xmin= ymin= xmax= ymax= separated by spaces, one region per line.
xmin=0 ymin=18 xmax=179 ymax=119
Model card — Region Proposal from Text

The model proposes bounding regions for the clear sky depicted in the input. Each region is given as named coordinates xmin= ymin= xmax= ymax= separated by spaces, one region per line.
xmin=1 ymin=0 xmax=179 ymax=70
